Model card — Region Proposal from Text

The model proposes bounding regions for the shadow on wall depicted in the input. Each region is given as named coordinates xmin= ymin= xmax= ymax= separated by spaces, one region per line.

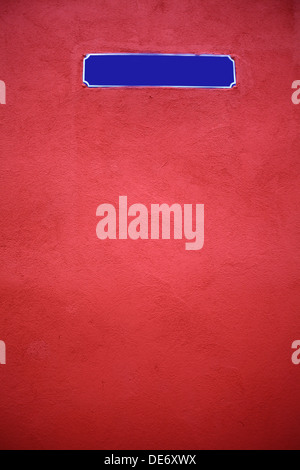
xmin=0 ymin=80 xmax=6 ymax=104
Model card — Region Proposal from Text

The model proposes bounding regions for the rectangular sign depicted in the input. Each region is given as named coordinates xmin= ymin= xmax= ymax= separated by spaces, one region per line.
xmin=83 ymin=53 xmax=236 ymax=89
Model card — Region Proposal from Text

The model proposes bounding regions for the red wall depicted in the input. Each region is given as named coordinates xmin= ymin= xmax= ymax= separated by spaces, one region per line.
xmin=0 ymin=0 xmax=300 ymax=450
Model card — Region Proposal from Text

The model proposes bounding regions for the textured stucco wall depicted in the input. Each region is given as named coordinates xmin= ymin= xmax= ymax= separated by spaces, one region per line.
xmin=0 ymin=0 xmax=300 ymax=450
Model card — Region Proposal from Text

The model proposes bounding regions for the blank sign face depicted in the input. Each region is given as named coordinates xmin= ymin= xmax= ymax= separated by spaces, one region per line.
xmin=83 ymin=54 xmax=236 ymax=89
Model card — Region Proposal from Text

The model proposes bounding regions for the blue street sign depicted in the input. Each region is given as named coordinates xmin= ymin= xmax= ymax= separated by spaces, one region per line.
xmin=83 ymin=54 xmax=236 ymax=89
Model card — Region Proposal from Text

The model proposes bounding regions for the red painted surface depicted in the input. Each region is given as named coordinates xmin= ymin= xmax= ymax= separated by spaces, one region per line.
xmin=0 ymin=0 xmax=300 ymax=450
